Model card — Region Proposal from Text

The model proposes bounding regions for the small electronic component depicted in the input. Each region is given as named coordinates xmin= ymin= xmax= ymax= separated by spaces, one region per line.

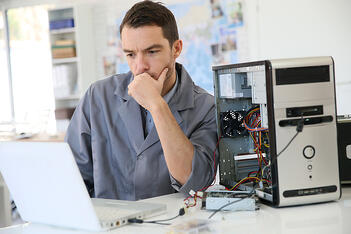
xmin=203 ymin=190 xmax=258 ymax=211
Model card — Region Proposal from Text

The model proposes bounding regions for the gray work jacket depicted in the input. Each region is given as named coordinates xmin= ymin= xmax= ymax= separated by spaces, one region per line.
xmin=65 ymin=63 xmax=218 ymax=200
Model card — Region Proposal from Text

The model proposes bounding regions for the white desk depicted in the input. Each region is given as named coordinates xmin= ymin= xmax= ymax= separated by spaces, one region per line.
xmin=1 ymin=186 xmax=351 ymax=234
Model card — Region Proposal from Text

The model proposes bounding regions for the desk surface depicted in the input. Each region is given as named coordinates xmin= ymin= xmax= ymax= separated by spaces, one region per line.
xmin=0 ymin=133 xmax=65 ymax=142
xmin=1 ymin=186 xmax=351 ymax=234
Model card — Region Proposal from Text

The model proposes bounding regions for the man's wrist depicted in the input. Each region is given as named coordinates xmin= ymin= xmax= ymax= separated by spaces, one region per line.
xmin=149 ymin=97 xmax=167 ymax=114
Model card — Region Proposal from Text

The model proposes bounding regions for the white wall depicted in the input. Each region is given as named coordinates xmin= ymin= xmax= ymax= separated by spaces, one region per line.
xmin=249 ymin=0 xmax=351 ymax=114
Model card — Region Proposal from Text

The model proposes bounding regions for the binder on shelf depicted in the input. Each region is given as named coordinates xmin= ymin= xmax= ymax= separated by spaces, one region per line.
xmin=51 ymin=45 xmax=76 ymax=59
xmin=49 ymin=18 xmax=75 ymax=30
xmin=55 ymin=107 xmax=75 ymax=120
xmin=52 ymin=64 xmax=77 ymax=99
xmin=54 ymin=39 xmax=75 ymax=46
xmin=48 ymin=5 xmax=96 ymax=125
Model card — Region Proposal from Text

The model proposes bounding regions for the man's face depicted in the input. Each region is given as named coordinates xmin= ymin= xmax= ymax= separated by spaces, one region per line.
xmin=121 ymin=25 xmax=179 ymax=81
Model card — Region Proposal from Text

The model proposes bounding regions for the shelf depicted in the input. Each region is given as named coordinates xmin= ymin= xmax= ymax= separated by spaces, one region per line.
xmin=55 ymin=95 xmax=80 ymax=101
xmin=55 ymin=95 xmax=80 ymax=109
xmin=48 ymin=5 xmax=96 ymax=114
xmin=50 ymin=27 xmax=75 ymax=34
xmin=52 ymin=57 xmax=78 ymax=64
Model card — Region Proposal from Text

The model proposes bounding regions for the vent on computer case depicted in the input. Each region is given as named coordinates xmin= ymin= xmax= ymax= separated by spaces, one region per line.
xmin=220 ymin=110 xmax=247 ymax=138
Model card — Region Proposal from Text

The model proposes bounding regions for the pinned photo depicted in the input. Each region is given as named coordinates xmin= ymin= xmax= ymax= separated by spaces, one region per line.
xmin=226 ymin=1 xmax=243 ymax=27
xmin=210 ymin=0 xmax=223 ymax=18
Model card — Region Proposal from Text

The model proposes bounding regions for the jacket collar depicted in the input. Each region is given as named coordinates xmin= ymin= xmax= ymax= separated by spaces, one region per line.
xmin=170 ymin=63 xmax=195 ymax=111
xmin=113 ymin=71 xmax=133 ymax=101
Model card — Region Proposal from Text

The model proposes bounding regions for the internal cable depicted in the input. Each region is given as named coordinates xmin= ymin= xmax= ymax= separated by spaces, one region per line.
xmin=228 ymin=176 xmax=260 ymax=191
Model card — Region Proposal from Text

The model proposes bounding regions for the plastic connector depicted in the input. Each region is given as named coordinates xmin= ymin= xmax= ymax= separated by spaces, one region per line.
xmin=128 ymin=218 xmax=144 ymax=224
xmin=259 ymin=180 xmax=263 ymax=189
xmin=296 ymin=117 xmax=304 ymax=132
xmin=178 ymin=207 xmax=185 ymax=216
xmin=189 ymin=190 xmax=196 ymax=197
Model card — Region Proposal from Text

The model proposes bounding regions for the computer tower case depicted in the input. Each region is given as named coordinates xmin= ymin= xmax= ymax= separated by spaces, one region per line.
xmin=213 ymin=56 xmax=341 ymax=207
xmin=337 ymin=115 xmax=351 ymax=184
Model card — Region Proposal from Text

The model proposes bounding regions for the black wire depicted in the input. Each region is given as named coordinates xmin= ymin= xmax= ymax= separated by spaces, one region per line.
xmin=208 ymin=186 xmax=256 ymax=219
xmin=143 ymin=221 xmax=171 ymax=225
xmin=11 ymin=201 xmax=17 ymax=211
xmin=276 ymin=116 xmax=304 ymax=159
xmin=143 ymin=214 xmax=180 ymax=224
xmin=127 ymin=218 xmax=172 ymax=225
xmin=276 ymin=131 xmax=299 ymax=158
xmin=128 ymin=207 xmax=185 ymax=225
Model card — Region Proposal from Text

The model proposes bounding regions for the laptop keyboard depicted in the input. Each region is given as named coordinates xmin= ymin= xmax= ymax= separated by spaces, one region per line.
xmin=94 ymin=206 xmax=138 ymax=221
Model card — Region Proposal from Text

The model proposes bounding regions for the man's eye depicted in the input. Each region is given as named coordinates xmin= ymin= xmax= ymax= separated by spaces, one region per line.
xmin=148 ymin=50 xmax=159 ymax=54
xmin=126 ymin=53 xmax=135 ymax=58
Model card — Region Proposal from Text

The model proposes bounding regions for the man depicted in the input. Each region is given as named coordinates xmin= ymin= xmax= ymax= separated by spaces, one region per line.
xmin=65 ymin=0 xmax=218 ymax=200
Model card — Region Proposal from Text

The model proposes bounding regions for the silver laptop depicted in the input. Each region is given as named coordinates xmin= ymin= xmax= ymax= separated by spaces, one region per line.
xmin=0 ymin=142 xmax=166 ymax=231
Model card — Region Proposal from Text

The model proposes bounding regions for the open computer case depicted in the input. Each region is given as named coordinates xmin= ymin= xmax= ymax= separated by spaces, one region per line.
xmin=212 ymin=56 xmax=341 ymax=207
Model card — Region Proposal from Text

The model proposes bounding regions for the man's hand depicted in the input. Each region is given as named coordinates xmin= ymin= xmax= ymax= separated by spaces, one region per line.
xmin=128 ymin=68 xmax=168 ymax=111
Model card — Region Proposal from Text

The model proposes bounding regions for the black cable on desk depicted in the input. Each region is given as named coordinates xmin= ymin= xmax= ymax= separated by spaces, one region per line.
xmin=11 ymin=200 xmax=17 ymax=211
xmin=128 ymin=207 xmax=185 ymax=225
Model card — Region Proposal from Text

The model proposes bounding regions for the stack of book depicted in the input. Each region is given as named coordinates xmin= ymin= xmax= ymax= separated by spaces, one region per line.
xmin=52 ymin=39 xmax=76 ymax=59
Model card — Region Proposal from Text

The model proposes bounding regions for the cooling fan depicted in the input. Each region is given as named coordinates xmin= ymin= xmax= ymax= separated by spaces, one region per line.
xmin=220 ymin=110 xmax=247 ymax=137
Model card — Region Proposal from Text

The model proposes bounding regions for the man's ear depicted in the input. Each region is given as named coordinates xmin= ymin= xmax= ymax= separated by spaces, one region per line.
xmin=172 ymin=40 xmax=183 ymax=59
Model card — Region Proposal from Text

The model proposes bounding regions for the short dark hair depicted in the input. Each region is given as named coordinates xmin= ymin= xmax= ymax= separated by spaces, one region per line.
xmin=119 ymin=1 xmax=179 ymax=47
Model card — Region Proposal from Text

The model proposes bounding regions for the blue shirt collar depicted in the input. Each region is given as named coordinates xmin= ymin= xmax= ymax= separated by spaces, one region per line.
xmin=163 ymin=72 xmax=178 ymax=104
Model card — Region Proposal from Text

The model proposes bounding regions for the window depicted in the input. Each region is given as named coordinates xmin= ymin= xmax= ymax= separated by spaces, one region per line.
xmin=4 ymin=5 xmax=56 ymax=134
xmin=0 ymin=11 xmax=12 ymax=129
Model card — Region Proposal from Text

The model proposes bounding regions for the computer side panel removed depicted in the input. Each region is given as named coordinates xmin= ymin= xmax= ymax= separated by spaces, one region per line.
xmin=213 ymin=56 xmax=341 ymax=207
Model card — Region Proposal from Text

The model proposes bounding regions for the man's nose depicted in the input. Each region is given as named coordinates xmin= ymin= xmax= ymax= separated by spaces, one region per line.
xmin=135 ymin=54 xmax=149 ymax=75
